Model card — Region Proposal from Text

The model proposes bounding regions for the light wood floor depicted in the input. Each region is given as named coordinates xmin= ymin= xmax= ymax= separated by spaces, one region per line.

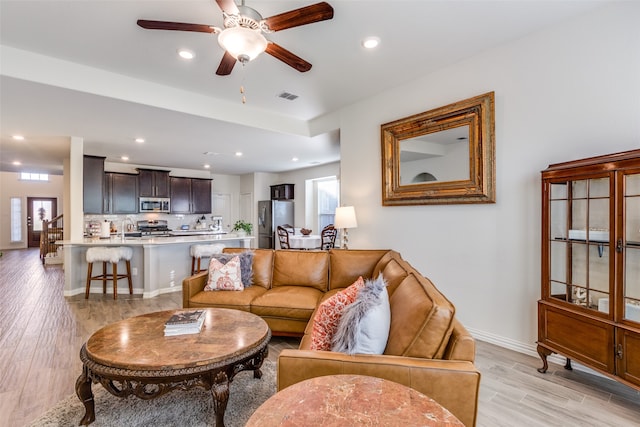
xmin=1 ymin=248 xmax=639 ymax=426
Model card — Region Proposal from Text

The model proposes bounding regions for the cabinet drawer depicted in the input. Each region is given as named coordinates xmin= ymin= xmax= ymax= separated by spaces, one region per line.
xmin=539 ymin=304 xmax=615 ymax=373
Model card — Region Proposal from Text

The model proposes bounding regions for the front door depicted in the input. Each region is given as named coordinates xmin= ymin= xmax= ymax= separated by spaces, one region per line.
xmin=27 ymin=197 xmax=57 ymax=248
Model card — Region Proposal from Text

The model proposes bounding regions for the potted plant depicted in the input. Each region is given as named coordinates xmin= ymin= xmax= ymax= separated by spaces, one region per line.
xmin=232 ymin=220 xmax=253 ymax=236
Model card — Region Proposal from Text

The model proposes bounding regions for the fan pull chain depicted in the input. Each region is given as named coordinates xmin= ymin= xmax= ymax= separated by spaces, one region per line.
xmin=240 ymin=61 xmax=247 ymax=104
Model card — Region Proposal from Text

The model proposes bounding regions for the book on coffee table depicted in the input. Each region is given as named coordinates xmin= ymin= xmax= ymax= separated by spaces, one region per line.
xmin=164 ymin=310 xmax=206 ymax=336
xmin=165 ymin=310 xmax=205 ymax=325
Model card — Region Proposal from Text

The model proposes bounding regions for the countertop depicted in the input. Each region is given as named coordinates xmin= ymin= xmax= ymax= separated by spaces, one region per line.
xmin=58 ymin=234 xmax=253 ymax=246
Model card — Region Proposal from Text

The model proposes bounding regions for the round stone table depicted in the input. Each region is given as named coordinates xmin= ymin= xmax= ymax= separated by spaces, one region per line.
xmin=75 ymin=308 xmax=270 ymax=427
xmin=245 ymin=374 xmax=464 ymax=426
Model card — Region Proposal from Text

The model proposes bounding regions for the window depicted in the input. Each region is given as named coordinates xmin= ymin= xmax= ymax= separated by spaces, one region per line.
xmin=317 ymin=178 xmax=339 ymax=230
xmin=20 ymin=172 xmax=49 ymax=181
xmin=11 ymin=197 xmax=22 ymax=242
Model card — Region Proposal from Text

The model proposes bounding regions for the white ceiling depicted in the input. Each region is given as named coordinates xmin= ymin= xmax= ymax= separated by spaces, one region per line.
xmin=0 ymin=0 xmax=609 ymax=176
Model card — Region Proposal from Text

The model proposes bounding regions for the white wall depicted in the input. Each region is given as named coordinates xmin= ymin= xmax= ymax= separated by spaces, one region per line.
xmin=0 ymin=171 xmax=64 ymax=250
xmin=333 ymin=2 xmax=640 ymax=353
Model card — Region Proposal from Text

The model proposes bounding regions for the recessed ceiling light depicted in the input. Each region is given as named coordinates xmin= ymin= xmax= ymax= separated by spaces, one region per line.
xmin=121 ymin=156 xmax=129 ymax=161
xmin=361 ymin=36 xmax=380 ymax=49
xmin=292 ymin=157 xmax=299 ymax=162
xmin=204 ymin=164 xmax=210 ymax=169
xmin=235 ymin=152 xmax=243 ymax=157
xmin=135 ymin=138 xmax=145 ymax=143
xmin=12 ymin=161 xmax=21 ymax=165
xmin=178 ymin=49 xmax=195 ymax=60
xmin=12 ymin=135 xmax=25 ymax=140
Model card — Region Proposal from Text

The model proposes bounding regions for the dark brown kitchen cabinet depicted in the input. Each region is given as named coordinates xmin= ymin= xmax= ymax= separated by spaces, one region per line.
xmin=83 ymin=155 xmax=105 ymax=214
xmin=170 ymin=177 xmax=212 ymax=214
xmin=137 ymin=169 xmax=170 ymax=198
xmin=170 ymin=177 xmax=191 ymax=214
xmin=270 ymin=184 xmax=294 ymax=200
xmin=104 ymin=172 xmax=138 ymax=214
xmin=538 ymin=149 xmax=640 ymax=392
xmin=191 ymin=178 xmax=212 ymax=214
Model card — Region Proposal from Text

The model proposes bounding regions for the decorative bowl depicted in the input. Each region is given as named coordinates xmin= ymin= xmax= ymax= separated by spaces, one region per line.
xmin=300 ymin=228 xmax=312 ymax=235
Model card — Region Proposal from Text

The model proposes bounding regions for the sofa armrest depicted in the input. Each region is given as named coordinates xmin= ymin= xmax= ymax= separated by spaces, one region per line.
xmin=278 ymin=349 xmax=480 ymax=427
xmin=182 ymin=271 xmax=208 ymax=308
xmin=443 ymin=318 xmax=476 ymax=362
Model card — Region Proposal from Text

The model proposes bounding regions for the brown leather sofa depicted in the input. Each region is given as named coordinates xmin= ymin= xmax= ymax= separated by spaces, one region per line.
xmin=182 ymin=248 xmax=480 ymax=426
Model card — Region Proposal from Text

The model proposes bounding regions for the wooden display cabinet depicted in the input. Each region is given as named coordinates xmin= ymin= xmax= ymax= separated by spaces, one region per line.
xmin=538 ymin=149 xmax=640 ymax=391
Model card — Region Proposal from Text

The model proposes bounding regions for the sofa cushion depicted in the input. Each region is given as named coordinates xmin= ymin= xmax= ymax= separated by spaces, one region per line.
xmin=207 ymin=251 xmax=254 ymax=287
xmin=224 ymin=248 xmax=273 ymax=289
xmin=332 ymin=274 xmax=390 ymax=354
xmin=384 ymin=273 xmax=455 ymax=359
xmin=329 ymin=250 xmax=389 ymax=290
xmin=205 ymin=256 xmax=243 ymax=291
xmin=251 ymin=286 xmax=323 ymax=321
xmin=310 ymin=276 xmax=365 ymax=351
xmin=272 ymin=251 xmax=329 ymax=291
xmin=380 ymin=258 xmax=409 ymax=296
xmin=189 ymin=285 xmax=267 ymax=311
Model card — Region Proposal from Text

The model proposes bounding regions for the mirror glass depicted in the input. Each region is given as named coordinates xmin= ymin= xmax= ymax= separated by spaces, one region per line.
xmin=400 ymin=125 xmax=469 ymax=185
xmin=381 ymin=92 xmax=495 ymax=205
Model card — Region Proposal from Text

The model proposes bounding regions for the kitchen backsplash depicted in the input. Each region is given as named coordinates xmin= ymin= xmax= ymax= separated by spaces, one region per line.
xmin=84 ymin=213 xmax=231 ymax=233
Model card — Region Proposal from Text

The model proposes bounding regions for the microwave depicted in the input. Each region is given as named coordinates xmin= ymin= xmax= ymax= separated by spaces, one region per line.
xmin=139 ymin=197 xmax=170 ymax=213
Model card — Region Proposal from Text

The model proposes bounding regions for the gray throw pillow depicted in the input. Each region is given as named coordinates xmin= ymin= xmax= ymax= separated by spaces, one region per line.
xmin=210 ymin=251 xmax=254 ymax=287
xmin=331 ymin=273 xmax=391 ymax=354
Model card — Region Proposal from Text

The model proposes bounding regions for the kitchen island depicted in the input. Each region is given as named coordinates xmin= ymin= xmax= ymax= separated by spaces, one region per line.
xmin=59 ymin=234 xmax=253 ymax=298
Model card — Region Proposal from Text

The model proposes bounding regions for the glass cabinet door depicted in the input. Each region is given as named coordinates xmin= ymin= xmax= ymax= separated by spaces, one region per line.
xmin=547 ymin=177 xmax=612 ymax=314
xmin=624 ymin=172 xmax=640 ymax=324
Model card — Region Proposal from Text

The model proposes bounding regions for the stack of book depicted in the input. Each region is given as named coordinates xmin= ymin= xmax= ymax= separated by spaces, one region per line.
xmin=164 ymin=310 xmax=206 ymax=336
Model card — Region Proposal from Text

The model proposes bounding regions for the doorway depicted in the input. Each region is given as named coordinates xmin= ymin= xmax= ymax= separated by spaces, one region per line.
xmin=27 ymin=197 xmax=57 ymax=248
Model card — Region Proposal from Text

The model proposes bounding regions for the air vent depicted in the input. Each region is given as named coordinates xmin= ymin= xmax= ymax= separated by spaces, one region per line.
xmin=277 ymin=92 xmax=299 ymax=101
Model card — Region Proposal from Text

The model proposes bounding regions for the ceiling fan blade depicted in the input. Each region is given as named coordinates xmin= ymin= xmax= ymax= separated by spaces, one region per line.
xmin=216 ymin=51 xmax=237 ymax=76
xmin=215 ymin=0 xmax=239 ymax=15
xmin=266 ymin=43 xmax=312 ymax=73
xmin=263 ymin=2 xmax=334 ymax=32
xmin=137 ymin=20 xmax=215 ymax=33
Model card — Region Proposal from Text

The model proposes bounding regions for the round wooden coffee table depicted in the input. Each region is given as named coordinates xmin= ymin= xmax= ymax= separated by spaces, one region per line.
xmin=75 ymin=308 xmax=270 ymax=426
xmin=245 ymin=374 xmax=464 ymax=426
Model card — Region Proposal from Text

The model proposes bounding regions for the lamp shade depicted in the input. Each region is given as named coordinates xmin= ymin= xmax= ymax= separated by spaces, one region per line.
xmin=334 ymin=206 xmax=358 ymax=229
xmin=217 ymin=27 xmax=267 ymax=61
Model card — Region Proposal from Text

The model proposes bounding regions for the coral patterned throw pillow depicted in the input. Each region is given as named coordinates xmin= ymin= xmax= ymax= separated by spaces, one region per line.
xmin=310 ymin=276 xmax=365 ymax=350
xmin=204 ymin=255 xmax=243 ymax=291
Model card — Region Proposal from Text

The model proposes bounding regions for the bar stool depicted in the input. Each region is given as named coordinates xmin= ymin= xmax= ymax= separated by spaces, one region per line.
xmin=85 ymin=247 xmax=133 ymax=299
xmin=190 ymin=244 xmax=225 ymax=275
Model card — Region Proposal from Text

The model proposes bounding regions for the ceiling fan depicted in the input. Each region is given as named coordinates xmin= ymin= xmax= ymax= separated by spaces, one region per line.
xmin=137 ymin=0 xmax=334 ymax=76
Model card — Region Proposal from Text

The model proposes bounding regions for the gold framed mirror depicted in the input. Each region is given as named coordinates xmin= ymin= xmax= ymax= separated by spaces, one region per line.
xmin=381 ymin=92 xmax=495 ymax=205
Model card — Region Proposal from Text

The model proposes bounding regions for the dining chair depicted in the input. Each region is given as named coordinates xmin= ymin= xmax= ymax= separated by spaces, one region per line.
xmin=320 ymin=224 xmax=337 ymax=250
xmin=281 ymin=224 xmax=295 ymax=235
xmin=277 ymin=225 xmax=291 ymax=249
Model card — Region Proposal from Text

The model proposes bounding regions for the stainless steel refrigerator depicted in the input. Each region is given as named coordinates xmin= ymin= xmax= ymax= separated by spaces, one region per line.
xmin=258 ymin=200 xmax=294 ymax=249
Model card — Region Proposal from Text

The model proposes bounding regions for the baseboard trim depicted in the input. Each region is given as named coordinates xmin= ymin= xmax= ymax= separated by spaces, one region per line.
xmin=467 ymin=326 xmax=606 ymax=377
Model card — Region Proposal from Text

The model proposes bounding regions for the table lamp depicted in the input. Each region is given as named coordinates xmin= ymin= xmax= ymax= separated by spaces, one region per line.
xmin=334 ymin=206 xmax=358 ymax=249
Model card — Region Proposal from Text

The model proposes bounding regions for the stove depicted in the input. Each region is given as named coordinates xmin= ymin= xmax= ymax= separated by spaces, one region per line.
xmin=137 ymin=219 xmax=172 ymax=236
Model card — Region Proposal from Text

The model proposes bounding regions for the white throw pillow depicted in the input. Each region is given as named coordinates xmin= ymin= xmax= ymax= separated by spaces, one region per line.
xmin=331 ymin=274 xmax=391 ymax=354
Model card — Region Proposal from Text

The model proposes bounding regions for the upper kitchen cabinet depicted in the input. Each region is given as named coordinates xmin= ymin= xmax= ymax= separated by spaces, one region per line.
xmin=104 ymin=172 xmax=138 ymax=214
xmin=191 ymin=178 xmax=212 ymax=214
xmin=170 ymin=177 xmax=212 ymax=214
xmin=170 ymin=177 xmax=191 ymax=214
xmin=137 ymin=168 xmax=170 ymax=198
xmin=83 ymin=155 xmax=105 ymax=214
xmin=270 ymin=184 xmax=294 ymax=200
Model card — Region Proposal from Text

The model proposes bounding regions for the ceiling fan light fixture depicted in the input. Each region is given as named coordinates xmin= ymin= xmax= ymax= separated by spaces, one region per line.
xmin=218 ymin=26 xmax=267 ymax=61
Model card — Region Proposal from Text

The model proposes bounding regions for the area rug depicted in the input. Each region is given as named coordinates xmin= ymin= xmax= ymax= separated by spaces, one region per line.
xmin=29 ymin=360 xmax=276 ymax=427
